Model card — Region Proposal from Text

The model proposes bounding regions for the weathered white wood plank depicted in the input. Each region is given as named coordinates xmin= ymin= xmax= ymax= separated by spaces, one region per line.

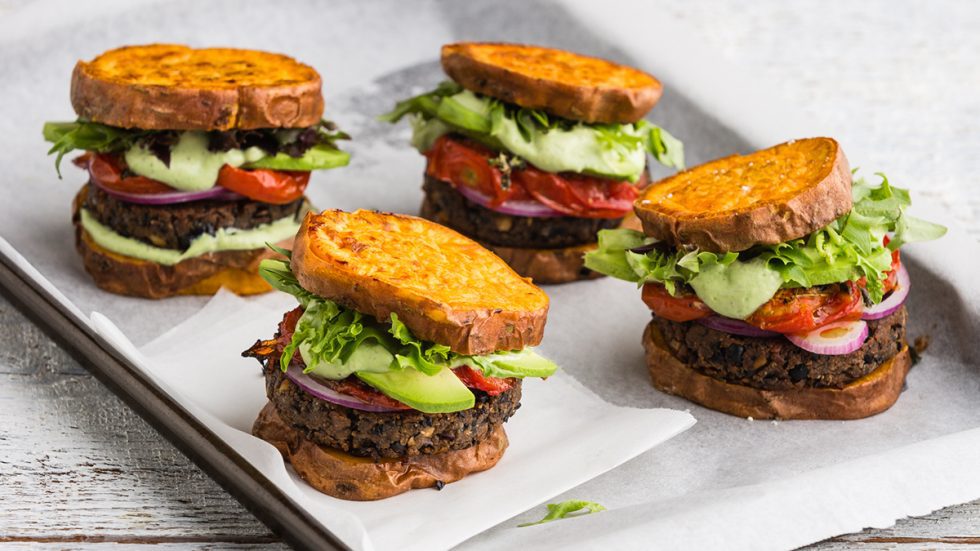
xmin=0 ymin=300 xmax=281 ymax=545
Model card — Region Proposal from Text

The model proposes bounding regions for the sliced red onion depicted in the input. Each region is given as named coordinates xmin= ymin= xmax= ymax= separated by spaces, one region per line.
xmin=862 ymin=264 xmax=910 ymax=320
xmin=90 ymin=177 xmax=245 ymax=205
xmin=787 ymin=320 xmax=869 ymax=355
xmin=454 ymin=183 xmax=565 ymax=218
xmin=696 ymin=316 xmax=780 ymax=338
xmin=284 ymin=364 xmax=405 ymax=413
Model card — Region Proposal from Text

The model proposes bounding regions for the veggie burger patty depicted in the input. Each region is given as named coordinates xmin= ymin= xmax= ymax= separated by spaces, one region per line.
xmin=422 ymin=176 xmax=622 ymax=249
xmin=265 ymin=367 xmax=522 ymax=460
xmin=652 ymin=306 xmax=907 ymax=391
xmin=81 ymin=185 xmax=307 ymax=250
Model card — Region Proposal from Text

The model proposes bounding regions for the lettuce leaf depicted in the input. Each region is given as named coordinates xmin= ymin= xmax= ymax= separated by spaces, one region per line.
xmin=43 ymin=119 xmax=350 ymax=177
xmin=381 ymin=82 xmax=684 ymax=175
xmin=377 ymin=80 xmax=463 ymax=123
xmin=282 ymin=300 xmax=390 ymax=371
xmin=518 ymin=500 xmax=606 ymax=527
xmin=388 ymin=313 xmax=453 ymax=376
xmin=258 ymin=257 xmax=557 ymax=380
xmin=585 ymin=173 xmax=946 ymax=308
xmin=43 ymin=120 xmax=149 ymax=177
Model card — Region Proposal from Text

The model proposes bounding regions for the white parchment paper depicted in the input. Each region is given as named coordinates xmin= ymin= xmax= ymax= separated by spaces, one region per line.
xmin=0 ymin=1 xmax=978 ymax=549
xmin=88 ymin=290 xmax=695 ymax=551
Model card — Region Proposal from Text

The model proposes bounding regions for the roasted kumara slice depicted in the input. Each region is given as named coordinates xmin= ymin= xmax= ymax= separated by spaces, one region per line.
xmin=441 ymin=42 xmax=662 ymax=124
xmin=71 ymin=44 xmax=324 ymax=130
xmin=634 ymin=137 xmax=852 ymax=252
xmin=291 ymin=209 xmax=550 ymax=355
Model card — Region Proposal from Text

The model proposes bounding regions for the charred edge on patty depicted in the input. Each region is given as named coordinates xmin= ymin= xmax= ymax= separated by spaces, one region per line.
xmin=264 ymin=367 xmax=522 ymax=460
xmin=652 ymin=306 xmax=907 ymax=390
xmin=421 ymin=176 xmax=621 ymax=248
xmin=82 ymin=184 xmax=307 ymax=250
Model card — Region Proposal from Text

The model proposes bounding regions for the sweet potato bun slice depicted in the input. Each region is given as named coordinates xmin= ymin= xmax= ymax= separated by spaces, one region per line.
xmin=253 ymin=403 xmax=507 ymax=501
xmin=291 ymin=209 xmax=549 ymax=355
xmin=643 ymin=322 xmax=911 ymax=420
xmin=441 ymin=42 xmax=662 ymax=124
xmin=71 ymin=44 xmax=323 ymax=130
xmin=635 ymin=137 xmax=852 ymax=252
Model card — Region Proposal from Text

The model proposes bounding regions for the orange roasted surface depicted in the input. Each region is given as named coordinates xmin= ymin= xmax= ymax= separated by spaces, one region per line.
xmin=638 ymin=137 xmax=839 ymax=218
xmin=300 ymin=209 xmax=548 ymax=314
xmin=443 ymin=42 xmax=659 ymax=92
xmin=76 ymin=44 xmax=320 ymax=89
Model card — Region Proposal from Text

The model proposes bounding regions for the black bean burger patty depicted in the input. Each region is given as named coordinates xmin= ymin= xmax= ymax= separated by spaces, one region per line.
xmin=421 ymin=176 xmax=621 ymax=248
xmin=82 ymin=184 xmax=307 ymax=250
xmin=264 ymin=367 xmax=522 ymax=459
xmin=653 ymin=306 xmax=907 ymax=390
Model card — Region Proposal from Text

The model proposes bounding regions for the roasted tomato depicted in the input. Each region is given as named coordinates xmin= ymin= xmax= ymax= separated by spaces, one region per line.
xmin=641 ymin=283 xmax=712 ymax=322
xmin=75 ymin=153 xmax=174 ymax=194
xmin=424 ymin=135 xmax=641 ymax=218
xmin=517 ymin=168 xmax=641 ymax=218
xmin=425 ymin=136 xmax=507 ymax=204
xmin=881 ymin=236 xmax=902 ymax=294
xmin=642 ymin=280 xmax=864 ymax=333
xmin=453 ymin=365 xmax=515 ymax=396
xmin=745 ymin=282 xmax=863 ymax=334
xmin=216 ymin=165 xmax=310 ymax=205
xmin=325 ymin=377 xmax=412 ymax=410
xmin=77 ymin=153 xmax=310 ymax=204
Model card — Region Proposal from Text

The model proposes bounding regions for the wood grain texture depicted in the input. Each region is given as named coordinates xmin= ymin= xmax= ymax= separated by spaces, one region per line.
xmin=0 ymin=298 xmax=285 ymax=549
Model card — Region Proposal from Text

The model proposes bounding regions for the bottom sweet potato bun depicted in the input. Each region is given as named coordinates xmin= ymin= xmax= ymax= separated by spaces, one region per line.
xmin=643 ymin=322 xmax=911 ymax=420
xmin=75 ymin=226 xmax=282 ymax=298
xmin=253 ymin=403 xmax=508 ymax=501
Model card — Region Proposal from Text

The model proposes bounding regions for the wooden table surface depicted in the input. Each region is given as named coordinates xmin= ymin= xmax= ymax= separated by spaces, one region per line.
xmin=2 ymin=1 xmax=978 ymax=549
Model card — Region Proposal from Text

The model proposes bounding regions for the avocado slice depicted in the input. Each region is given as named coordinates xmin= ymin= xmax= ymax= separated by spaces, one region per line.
xmin=357 ymin=367 xmax=475 ymax=414
xmin=482 ymin=350 xmax=557 ymax=378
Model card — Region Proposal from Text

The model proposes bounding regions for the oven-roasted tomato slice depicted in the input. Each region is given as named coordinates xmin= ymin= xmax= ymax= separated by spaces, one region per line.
xmin=425 ymin=135 xmax=507 ymax=205
xmin=745 ymin=282 xmax=863 ymax=334
xmin=216 ymin=165 xmax=309 ymax=205
xmin=517 ymin=167 xmax=640 ymax=219
xmin=642 ymin=280 xmax=864 ymax=334
xmin=641 ymin=283 xmax=713 ymax=322
xmin=424 ymin=135 xmax=641 ymax=217
xmin=324 ymin=377 xmax=412 ymax=410
xmin=452 ymin=365 xmax=515 ymax=396
xmin=75 ymin=153 xmax=175 ymax=194
xmin=881 ymin=236 xmax=901 ymax=294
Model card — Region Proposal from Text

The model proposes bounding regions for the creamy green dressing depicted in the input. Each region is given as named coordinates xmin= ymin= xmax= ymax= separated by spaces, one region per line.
xmin=80 ymin=209 xmax=301 ymax=266
xmin=689 ymin=258 xmax=785 ymax=319
xmin=124 ymin=132 xmax=267 ymax=191
xmin=414 ymin=90 xmax=648 ymax=181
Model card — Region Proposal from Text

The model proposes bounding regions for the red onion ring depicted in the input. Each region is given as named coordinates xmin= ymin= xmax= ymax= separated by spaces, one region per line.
xmin=90 ymin=177 xmax=245 ymax=205
xmin=284 ymin=364 xmax=405 ymax=413
xmin=786 ymin=320 xmax=869 ymax=355
xmin=696 ymin=316 xmax=780 ymax=338
xmin=454 ymin=183 xmax=565 ymax=218
xmin=862 ymin=264 xmax=910 ymax=320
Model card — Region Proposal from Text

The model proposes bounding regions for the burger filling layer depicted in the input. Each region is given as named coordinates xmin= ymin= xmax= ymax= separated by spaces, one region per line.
xmin=246 ymin=257 xmax=558 ymax=415
xmin=79 ymin=209 xmax=302 ymax=266
xmin=382 ymin=81 xmax=683 ymax=222
xmin=43 ymin=119 xmax=350 ymax=205
xmin=586 ymin=173 xmax=945 ymax=356
xmin=653 ymin=307 xmax=907 ymax=390
xmin=422 ymin=177 xmax=621 ymax=248
xmin=264 ymin=343 xmax=522 ymax=459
